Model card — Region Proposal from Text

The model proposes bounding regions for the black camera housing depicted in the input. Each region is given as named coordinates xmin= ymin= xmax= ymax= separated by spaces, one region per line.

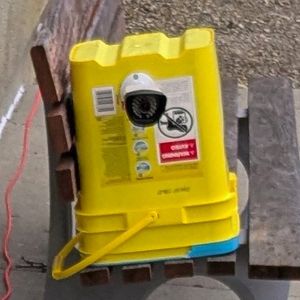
xmin=124 ymin=90 xmax=167 ymax=127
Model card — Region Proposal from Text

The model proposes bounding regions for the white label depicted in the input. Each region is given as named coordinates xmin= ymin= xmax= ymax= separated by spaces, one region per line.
xmin=155 ymin=76 xmax=199 ymax=164
xmin=92 ymin=87 xmax=116 ymax=116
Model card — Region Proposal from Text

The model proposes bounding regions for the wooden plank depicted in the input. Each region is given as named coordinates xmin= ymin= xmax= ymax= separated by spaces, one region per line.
xmin=249 ymin=78 xmax=300 ymax=279
xmin=47 ymin=103 xmax=72 ymax=153
xmin=122 ymin=264 xmax=152 ymax=283
xmin=37 ymin=1 xmax=126 ymax=295
xmin=107 ymin=6 xmax=126 ymax=44
xmin=207 ymin=256 xmax=236 ymax=276
xmin=206 ymin=78 xmax=238 ymax=276
xmin=31 ymin=44 xmax=58 ymax=105
xmin=55 ymin=156 xmax=77 ymax=202
xmin=86 ymin=1 xmax=124 ymax=42
xmin=80 ymin=267 xmax=110 ymax=286
xmin=164 ymin=260 xmax=194 ymax=279
xmin=31 ymin=0 xmax=122 ymax=104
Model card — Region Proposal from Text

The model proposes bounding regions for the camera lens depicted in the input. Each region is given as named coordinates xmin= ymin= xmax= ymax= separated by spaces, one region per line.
xmin=125 ymin=91 xmax=167 ymax=127
xmin=132 ymin=95 xmax=158 ymax=118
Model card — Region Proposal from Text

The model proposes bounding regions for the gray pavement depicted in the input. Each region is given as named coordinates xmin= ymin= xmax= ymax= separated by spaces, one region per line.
xmin=0 ymin=81 xmax=48 ymax=300
xmin=148 ymin=276 xmax=239 ymax=300
xmin=1 ymin=72 xmax=300 ymax=299
xmin=0 ymin=0 xmax=46 ymax=117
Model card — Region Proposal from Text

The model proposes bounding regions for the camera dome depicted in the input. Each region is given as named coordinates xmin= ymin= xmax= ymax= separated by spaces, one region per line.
xmin=121 ymin=73 xmax=167 ymax=127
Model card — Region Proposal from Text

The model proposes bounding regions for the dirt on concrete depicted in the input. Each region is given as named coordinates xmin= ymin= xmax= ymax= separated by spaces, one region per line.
xmin=123 ymin=0 xmax=300 ymax=87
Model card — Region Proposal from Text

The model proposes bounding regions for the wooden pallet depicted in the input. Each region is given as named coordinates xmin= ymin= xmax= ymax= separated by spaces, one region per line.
xmin=31 ymin=0 xmax=300 ymax=293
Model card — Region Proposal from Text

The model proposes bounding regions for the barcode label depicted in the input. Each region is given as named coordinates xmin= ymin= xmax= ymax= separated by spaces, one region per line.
xmin=92 ymin=87 xmax=116 ymax=116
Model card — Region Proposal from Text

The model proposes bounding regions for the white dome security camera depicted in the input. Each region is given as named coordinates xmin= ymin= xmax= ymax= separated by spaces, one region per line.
xmin=121 ymin=73 xmax=167 ymax=127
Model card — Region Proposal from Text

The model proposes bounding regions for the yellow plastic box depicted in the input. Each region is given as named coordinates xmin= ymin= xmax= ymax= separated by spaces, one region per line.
xmin=52 ymin=28 xmax=239 ymax=280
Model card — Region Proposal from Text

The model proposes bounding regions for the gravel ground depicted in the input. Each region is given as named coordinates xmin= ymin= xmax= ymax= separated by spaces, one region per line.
xmin=123 ymin=0 xmax=300 ymax=87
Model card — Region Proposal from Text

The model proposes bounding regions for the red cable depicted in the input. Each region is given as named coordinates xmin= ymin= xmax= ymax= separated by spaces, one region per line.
xmin=1 ymin=89 xmax=42 ymax=300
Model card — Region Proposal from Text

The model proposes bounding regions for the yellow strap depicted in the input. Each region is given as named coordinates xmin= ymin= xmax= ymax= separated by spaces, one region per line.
xmin=52 ymin=211 xmax=158 ymax=280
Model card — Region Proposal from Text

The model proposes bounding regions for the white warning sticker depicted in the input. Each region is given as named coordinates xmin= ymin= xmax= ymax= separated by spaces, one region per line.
xmin=155 ymin=76 xmax=199 ymax=164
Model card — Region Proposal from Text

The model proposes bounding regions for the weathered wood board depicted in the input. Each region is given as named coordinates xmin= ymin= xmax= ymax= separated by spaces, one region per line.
xmin=249 ymin=78 xmax=300 ymax=279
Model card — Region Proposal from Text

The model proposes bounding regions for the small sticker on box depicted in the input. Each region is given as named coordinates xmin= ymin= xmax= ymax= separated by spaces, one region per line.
xmin=159 ymin=139 xmax=198 ymax=163
xmin=92 ymin=87 xmax=116 ymax=116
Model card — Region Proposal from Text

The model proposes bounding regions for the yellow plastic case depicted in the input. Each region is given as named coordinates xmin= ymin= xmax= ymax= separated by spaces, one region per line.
xmin=52 ymin=28 xmax=239 ymax=280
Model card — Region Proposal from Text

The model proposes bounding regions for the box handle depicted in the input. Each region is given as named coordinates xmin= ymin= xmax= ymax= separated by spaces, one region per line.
xmin=52 ymin=211 xmax=158 ymax=280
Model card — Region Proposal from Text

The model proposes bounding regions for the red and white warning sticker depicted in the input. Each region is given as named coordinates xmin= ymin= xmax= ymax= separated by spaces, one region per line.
xmin=155 ymin=76 xmax=200 ymax=164
xmin=159 ymin=139 xmax=198 ymax=163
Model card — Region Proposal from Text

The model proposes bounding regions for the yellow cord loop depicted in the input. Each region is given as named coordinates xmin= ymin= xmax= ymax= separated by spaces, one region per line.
xmin=52 ymin=211 xmax=158 ymax=280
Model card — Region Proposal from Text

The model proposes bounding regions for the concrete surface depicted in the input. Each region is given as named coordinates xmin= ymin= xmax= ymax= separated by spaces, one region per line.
xmin=1 ymin=78 xmax=300 ymax=298
xmin=147 ymin=276 xmax=239 ymax=300
xmin=0 ymin=80 xmax=49 ymax=299
xmin=0 ymin=0 xmax=46 ymax=115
